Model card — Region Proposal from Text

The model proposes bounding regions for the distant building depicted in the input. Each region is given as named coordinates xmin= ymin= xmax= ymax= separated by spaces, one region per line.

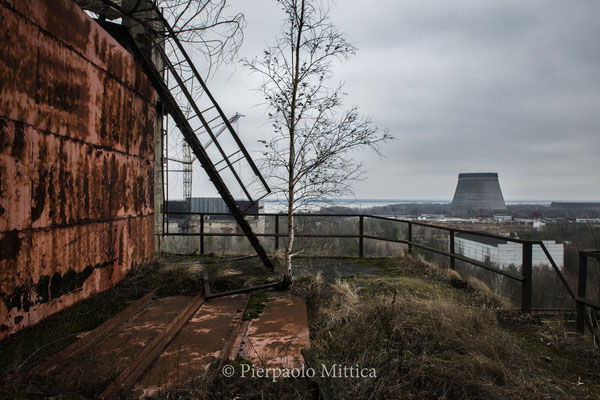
xmin=533 ymin=221 xmax=546 ymax=230
xmin=450 ymin=173 xmax=507 ymax=217
xmin=163 ymin=198 xmax=265 ymax=252
xmin=576 ymin=218 xmax=600 ymax=223
xmin=455 ymin=233 xmax=564 ymax=268
xmin=550 ymin=202 xmax=600 ymax=211
xmin=493 ymin=215 xmax=512 ymax=222
xmin=165 ymin=197 xmax=263 ymax=221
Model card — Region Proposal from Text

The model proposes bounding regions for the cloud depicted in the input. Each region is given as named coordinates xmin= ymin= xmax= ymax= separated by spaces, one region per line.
xmin=180 ymin=0 xmax=600 ymax=201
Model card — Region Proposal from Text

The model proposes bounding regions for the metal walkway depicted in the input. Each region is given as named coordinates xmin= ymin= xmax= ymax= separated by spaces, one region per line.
xmin=33 ymin=289 xmax=310 ymax=398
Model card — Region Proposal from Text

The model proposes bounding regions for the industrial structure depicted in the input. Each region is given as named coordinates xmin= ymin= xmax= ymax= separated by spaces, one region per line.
xmin=0 ymin=0 xmax=156 ymax=338
xmin=550 ymin=202 xmax=600 ymax=211
xmin=455 ymin=233 xmax=564 ymax=268
xmin=166 ymin=197 xmax=263 ymax=221
xmin=0 ymin=0 xmax=273 ymax=339
xmin=450 ymin=172 xmax=508 ymax=216
xmin=2 ymin=3 xmax=595 ymax=398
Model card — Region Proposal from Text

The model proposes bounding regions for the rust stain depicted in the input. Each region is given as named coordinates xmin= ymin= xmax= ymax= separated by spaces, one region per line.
xmin=0 ymin=259 xmax=115 ymax=314
xmin=0 ymin=118 xmax=32 ymax=231
xmin=133 ymin=62 xmax=155 ymax=103
xmin=0 ymin=229 xmax=21 ymax=262
xmin=0 ymin=4 xmax=38 ymax=126
xmin=0 ymin=229 xmax=31 ymax=315
xmin=43 ymin=0 xmax=91 ymax=55
xmin=239 ymin=292 xmax=311 ymax=370
xmin=93 ymin=30 xmax=107 ymax=63
xmin=130 ymin=95 xmax=155 ymax=160
xmin=134 ymin=295 xmax=249 ymax=398
xmin=10 ymin=122 xmax=25 ymax=159
xmin=0 ymin=0 xmax=156 ymax=340
xmin=99 ymin=75 xmax=135 ymax=153
xmin=35 ymin=32 xmax=92 ymax=140
xmin=31 ymin=131 xmax=60 ymax=227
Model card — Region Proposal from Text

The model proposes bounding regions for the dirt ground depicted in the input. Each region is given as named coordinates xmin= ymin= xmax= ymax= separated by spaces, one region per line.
xmin=1 ymin=254 xmax=598 ymax=399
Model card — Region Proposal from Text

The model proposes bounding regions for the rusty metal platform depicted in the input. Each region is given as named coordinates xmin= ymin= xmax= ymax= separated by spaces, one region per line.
xmin=33 ymin=289 xmax=310 ymax=398
xmin=133 ymin=294 xmax=249 ymax=398
xmin=235 ymin=292 xmax=310 ymax=370
xmin=46 ymin=295 xmax=193 ymax=395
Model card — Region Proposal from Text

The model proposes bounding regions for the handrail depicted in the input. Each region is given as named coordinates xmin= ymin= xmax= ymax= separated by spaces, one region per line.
xmin=576 ymin=250 xmax=600 ymax=334
xmin=162 ymin=211 xmax=585 ymax=311
xmin=167 ymin=211 xmax=593 ymax=313
xmin=360 ymin=234 xmax=523 ymax=281
xmin=166 ymin=211 xmax=533 ymax=243
xmin=537 ymin=241 xmax=576 ymax=301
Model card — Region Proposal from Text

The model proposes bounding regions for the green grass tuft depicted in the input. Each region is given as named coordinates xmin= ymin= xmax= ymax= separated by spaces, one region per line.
xmin=243 ymin=291 xmax=270 ymax=321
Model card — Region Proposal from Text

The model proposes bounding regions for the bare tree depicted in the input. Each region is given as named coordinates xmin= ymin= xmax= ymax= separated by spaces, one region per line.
xmin=157 ymin=0 xmax=244 ymax=74
xmin=243 ymin=0 xmax=391 ymax=281
xmin=76 ymin=0 xmax=245 ymax=75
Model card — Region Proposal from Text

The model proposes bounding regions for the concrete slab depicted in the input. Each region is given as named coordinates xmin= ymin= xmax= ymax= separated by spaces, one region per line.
xmin=133 ymin=294 xmax=249 ymax=398
xmin=238 ymin=292 xmax=310 ymax=370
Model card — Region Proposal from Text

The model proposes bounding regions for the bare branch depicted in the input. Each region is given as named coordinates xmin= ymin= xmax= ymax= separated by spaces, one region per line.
xmin=244 ymin=0 xmax=392 ymax=279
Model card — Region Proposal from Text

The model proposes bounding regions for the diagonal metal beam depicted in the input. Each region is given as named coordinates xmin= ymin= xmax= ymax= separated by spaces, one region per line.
xmin=110 ymin=26 xmax=274 ymax=271
xmin=90 ymin=0 xmax=274 ymax=271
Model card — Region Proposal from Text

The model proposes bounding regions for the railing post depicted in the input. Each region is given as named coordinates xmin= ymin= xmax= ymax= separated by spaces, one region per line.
xmin=407 ymin=222 xmax=413 ymax=255
xmin=521 ymin=242 xmax=532 ymax=312
xmin=576 ymin=252 xmax=588 ymax=334
xmin=274 ymin=215 xmax=279 ymax=251
xmin=200 ymin=213 xmax=205 ymax=255
xmin=359 ymin=215 xmax=364 ymax=258
xmin=449 ymin=230 xmax=455 ymax=269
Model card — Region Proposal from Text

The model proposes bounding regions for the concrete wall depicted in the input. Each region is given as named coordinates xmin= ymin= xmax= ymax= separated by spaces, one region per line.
xmin=0 ymin=0 xmax=156 ymax=339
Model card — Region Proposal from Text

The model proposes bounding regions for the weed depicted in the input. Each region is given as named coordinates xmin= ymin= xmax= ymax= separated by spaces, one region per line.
xmin=298 ymin=257 xmax=600 ymax=399
xmin=243 ymin=291 xmax=270 ymax=321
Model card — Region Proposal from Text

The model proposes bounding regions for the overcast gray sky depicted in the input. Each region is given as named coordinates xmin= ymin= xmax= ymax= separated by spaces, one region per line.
xmin=186 ymin=0 xmax=600 ymax=201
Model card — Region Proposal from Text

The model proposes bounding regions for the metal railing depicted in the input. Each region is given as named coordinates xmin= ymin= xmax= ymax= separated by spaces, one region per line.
xmin=576 ymin=251 xmax=600 ymax=334
xmin=163 ymin=212 xmax=580 ymax=314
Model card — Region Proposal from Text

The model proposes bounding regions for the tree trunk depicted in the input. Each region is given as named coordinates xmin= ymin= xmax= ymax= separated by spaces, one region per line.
xmin=283 ymin=0 xmax=305 ymax=283
xmin=285 ymin=192 xmax=294 ymax=281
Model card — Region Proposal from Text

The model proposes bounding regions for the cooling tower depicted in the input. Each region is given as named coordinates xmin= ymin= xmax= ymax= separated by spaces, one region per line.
xmin=450 ymin=173 xmax=507 ymax=216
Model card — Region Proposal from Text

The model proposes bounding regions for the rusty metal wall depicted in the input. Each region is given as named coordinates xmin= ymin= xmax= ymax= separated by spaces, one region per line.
xmin=0 ymin=0 xmax=156 ymax=339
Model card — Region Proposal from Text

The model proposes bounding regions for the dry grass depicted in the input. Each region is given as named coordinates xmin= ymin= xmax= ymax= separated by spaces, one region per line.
xmin=291 ymin=256 xmax=600 ymax=400
xmin=394 ymin=253 xmax=515 ymax=309
xmin=3 ymin=255 xmax=599 ymax=399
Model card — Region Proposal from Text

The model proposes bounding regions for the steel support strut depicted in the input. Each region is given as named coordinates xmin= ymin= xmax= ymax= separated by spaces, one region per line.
xmin=147 ymin=58 xmax=274 ymax=270
xmin=107 ymin=5 xmax=274 ymax=271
